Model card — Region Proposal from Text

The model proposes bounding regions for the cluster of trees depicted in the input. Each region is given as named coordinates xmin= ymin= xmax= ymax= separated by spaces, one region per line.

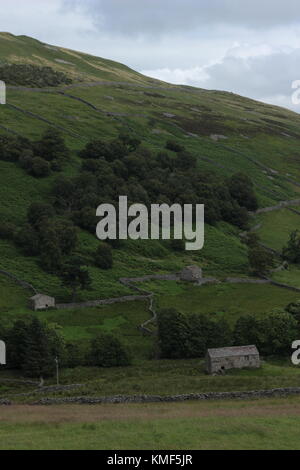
xmin=53 ymin=136 xmax=258 ymax=231
xmin=245 ymin=228 xmax=300 ymax=276
xmin=245 ymin=226 xmax=300 ymax=276
xmin=0 ymin=199 xmax=113 ymax=294
xmin=0 ymin=130 xmax=260 ymax=281
xmin=0 ymin=129 xmax=70 ymax=177
xmin=2 ymin=317 xmax=66 ymax=378
xmin=1 ymin=317 xmax=130 ymax=378
xmin=0 ymin=130 xmax=259 ymax=231
xmin=14 ymin=202 xmax=78 ymax=272
xmin=0 ymin=64 xmax=72 ymax=87
xmin=157 ymin=307 xmax=298 ymax=359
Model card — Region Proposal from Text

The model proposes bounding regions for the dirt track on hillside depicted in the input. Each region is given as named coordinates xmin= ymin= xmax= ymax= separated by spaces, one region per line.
xmin=1 ymin=399 xmax=300 ymax=423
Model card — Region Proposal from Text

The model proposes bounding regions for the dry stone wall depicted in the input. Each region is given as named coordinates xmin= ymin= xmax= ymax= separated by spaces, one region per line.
xmin=30 ymin=387 xmax=300 ymax=405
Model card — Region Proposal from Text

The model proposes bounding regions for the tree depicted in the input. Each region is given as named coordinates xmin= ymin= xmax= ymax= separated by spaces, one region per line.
xmin=186 ymin=315 xmax=232 ymax=358
xmin=95 ymin=243 xmax=113 ymax=270
xmin=27 ymin=202 xmax=55 ymax=227
xmin=285 ymin=300 xmax=300 ymax=324
xmin=165 ymin=140 xmax=185 ymax=153
xmin=30 ymin=157 xmax=51 ymax=178
xmin=175 ymin=151 xmax=197 ymax=170
xmin=6 ymin=320 xmax=30 ymax=369
xmin=39 ymin=222 xmax=63 ymax=272
xmin=119 ymin=133 xmax=141 ymax=153
xmin=228 ymin=173 xmax=258 ymax=211
xmin=53 ymin=219 xmax=78 ymax=256
xmin=170 ymin=238 xmax=185 ymax=252
xmin=234 ymin=312 xmax=298 ymax=356
xmin=35 ymin=128 xmax=69 ymax=162
xmin=14 ymin=224 xmax=40 ymax=256
xmin=260 ymin=312 xmax=298 ymax=356
xmin=74 ymin=207 xmax=98 ymax=234
xmin=283 ymin=230 xmax=300 ymax=264
xmin=248 ymin=246 xmax=275 ymax=276
xmin=0 ymin=221 xmax=15 ymax=240
xmin=244 ymin=232 xmax=260 ymax=248
xmin=0 ymin=135 xmax=29 ymax=162
xmin=61 ymin=257 xmax=92 ymax=301
xmin=79 ymin=140 xmax=111 ymax=160
xmin=18 ymin=149 xmax=34 ymax=170
xmin=89 ymin=333 xmax=131 ymax=367
xmin=222 ymin=201 xmax=249 ymax=230
xmin=22 ymin=318 xmax=61 ymax=378
xmin=186 ymin=315 xmax=214 ymax=358
xmin=157 ymin=309 xmax=190 ymax=359
xmin=64 ymin=343 xmax=83 ymax=368
xmin=233 ymin=315 xmax=263 ymax=348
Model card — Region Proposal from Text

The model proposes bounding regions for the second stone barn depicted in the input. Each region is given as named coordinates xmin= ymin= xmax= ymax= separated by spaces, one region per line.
xmin=205 ymin=345 xmax=260 ymax=375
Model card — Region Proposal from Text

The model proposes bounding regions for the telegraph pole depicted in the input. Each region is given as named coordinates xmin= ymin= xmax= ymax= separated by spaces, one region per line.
xmin=55 ymin=357 xmax=59 ymax=386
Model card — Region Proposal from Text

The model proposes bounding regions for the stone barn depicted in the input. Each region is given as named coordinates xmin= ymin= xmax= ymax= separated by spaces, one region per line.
xmin=0 ymin=340 xmax=6 ymax=365
xmin=205 ymin=345 xmax=260 ymax=375
xmin=180 ymin=265 xmax=202 ymax=282
xmin=30 ymin=294 xmax=56 ymax=311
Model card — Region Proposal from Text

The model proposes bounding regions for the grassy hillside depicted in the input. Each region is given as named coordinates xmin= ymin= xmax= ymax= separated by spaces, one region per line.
xmin=0 ymin=33 xmax=300 ymax=383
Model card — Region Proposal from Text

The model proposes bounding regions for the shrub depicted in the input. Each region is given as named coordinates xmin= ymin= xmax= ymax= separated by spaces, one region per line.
xmin=27 ymin=202 xmax=55 ymax=227
xmin=14 ymin=224 xmax=40 ymax=256
xmin=0 ymin=64 xmax=72 ymax=87
xmin=233 ymin=315 xmax=263 ymax=347
xmin=29 ymin=157 xmax=51 ymax=178
xmin=35 ymin=128 xmax=70 ymax=163
xmin=248 ymin=246 xmax=275 ymax=275
xmin=89 ymin=333 xmax=131 ymax=367
xmin=0 ymin=221 xmax=16 ymax=239
xmin=95 ymin=243 xmax=113 ymax=270
xmin=234 ymin=312 xmax=298 ymax=356
xmin=228 ymin=172 xmax=258 ymax=211
xmin=170 ymin=238 xmax=185 ymax=252
xmin=157 ymin=308 xmax=190 ymax=359
xmin=283 ymin=230 xmax=300 ymax=264
xmin=7 ymin=318 xmax=65 ymax=378
xmin=165 ymin=140 xmax=185 ymax=153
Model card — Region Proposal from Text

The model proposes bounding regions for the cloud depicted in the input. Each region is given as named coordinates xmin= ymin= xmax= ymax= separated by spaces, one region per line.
xmin=0 ymin=0 xmax=95 ymax=47
xmin=142 ymin=46 xmax=300 ymax=111
xmin=65 ymin=0 xmax=300 ymax=36
xmin=0 ymin=0 xmax=300 ymax=111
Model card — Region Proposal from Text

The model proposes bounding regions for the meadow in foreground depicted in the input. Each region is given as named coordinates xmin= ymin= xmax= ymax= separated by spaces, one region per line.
xmin=1 ymin=397 xmax=300 ymax=450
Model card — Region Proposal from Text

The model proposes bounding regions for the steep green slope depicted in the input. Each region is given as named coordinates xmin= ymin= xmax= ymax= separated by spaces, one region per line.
xmin=0 ymin=32 xmax=161 ymax=85
xmin=0 ymin=33 xmax=300 ymax=346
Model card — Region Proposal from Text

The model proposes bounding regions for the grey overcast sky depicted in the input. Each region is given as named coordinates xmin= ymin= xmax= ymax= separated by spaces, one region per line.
xmin=1 ymin=0 xmax=300 ymax=111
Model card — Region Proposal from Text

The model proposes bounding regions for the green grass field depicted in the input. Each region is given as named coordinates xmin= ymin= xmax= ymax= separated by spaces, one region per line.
xmin=1 ymin=397 xmax=300 ymax=449
xmin=256 ymin=208 xmax=300 ymax=252
xmin=1 ymin=357 xmax=300 ymax=401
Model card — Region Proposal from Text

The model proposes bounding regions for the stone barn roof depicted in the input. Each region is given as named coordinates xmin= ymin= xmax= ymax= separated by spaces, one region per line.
xmin=207 ymin=345 xmax=259 ymax=359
